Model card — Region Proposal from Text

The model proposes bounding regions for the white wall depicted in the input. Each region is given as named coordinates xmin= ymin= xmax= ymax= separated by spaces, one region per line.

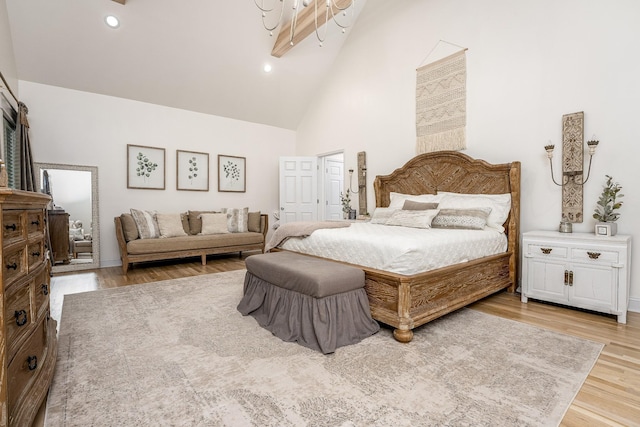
xmin=0 ymin=0 xmax=18 ymax=97
xmin=20 ymin=81 xmax=296 ymax=267
xmin=296 ymin=0 xmax=640 ymax=305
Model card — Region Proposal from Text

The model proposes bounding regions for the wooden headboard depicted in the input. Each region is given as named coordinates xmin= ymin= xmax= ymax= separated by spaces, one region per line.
xmin=373 ymin=150 xmax=521 ymax=286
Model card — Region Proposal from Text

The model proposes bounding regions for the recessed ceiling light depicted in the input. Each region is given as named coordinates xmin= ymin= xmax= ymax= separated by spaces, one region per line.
xmin=263 ymin=64 xmax=272 ymax=73
xmin=105 ymin=15 xmax=120 ymax=29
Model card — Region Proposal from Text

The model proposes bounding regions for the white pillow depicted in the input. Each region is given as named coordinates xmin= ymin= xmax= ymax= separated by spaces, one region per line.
xmin=222 ymin=207 xmax=249 ymax=233
xmin=370 ymin=207 xmax=397 ymax=224
xmin=437 ymin=192 xmax=511 ymax=233
xmin=199 ymin=213 xmax=229 ymax=235
xmin=384 ymin=209 xmax=440 ymax=229
xmin=130 ymin=208 xmax=160 ymax=239
xmin=155 ymin=213 xmax=188 ymax=238
xmin=388 ymin=192 xmax=442 ymax=209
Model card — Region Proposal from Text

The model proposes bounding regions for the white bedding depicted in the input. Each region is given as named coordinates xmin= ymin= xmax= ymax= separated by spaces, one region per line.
xmin=279 ymin=222 xmax=508 ymax=275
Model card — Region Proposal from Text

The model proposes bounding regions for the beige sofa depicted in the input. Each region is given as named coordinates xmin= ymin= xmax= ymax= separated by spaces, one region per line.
xmin=114 ymin=210 xmax=268 ymax=274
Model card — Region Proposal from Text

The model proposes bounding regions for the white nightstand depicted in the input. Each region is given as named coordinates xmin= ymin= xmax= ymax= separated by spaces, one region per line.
xmin=521 ymin=230 xmax=632 ymax=323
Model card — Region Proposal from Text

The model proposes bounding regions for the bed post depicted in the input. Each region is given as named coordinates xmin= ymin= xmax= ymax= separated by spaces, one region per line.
xmin=507 ymin=161 xmax=521 ymax=293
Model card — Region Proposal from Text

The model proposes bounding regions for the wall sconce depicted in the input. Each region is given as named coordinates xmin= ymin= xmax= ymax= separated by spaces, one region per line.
xmin=545 ymin=137 xmax=599 ymax=186
xmin=348 ymin=167 xmax=366 ymax=193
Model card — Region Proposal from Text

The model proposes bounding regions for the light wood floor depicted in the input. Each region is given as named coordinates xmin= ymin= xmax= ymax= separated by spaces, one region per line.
xmin=45 ymin=254 xmax=640 ymax=427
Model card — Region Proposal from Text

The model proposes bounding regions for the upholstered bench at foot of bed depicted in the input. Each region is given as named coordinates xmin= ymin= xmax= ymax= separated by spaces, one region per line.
xmin=237 ymin=251 xmax=380 ymax=354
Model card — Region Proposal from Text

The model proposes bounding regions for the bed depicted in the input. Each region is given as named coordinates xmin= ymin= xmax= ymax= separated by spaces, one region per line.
xmin=276 ymin=151 xmax=521 ymax=342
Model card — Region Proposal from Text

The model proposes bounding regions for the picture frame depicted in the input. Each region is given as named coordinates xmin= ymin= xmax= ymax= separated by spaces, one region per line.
xmin=218 ymin=155 xmax=246 ymax=192
xmin=177 ymin=150 xmax=209 ymax=191
xmin=127 ymin=144 xmax=165 ymax=190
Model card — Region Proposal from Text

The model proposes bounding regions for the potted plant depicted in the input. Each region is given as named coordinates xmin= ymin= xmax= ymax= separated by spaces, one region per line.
xmin=593 ymin=175 xmax=623 ymax=236
xmin=340 ymin=190 xmax=355 ymax=219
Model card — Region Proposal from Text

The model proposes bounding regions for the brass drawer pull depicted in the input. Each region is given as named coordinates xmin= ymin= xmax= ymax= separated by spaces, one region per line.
xmin=587 ymin=251 xmax=601 ymax=259
xmin=27 ymin=355 xmax=38 ymax=371
xmin=42 ymin=283 xmax=49 ymax=295
xmin=564 ymin=270 xmax=569 ymax=286
xmin=15 ymin=309 xmax=28 ymax=326
xmin=6 ymin=262 xmax=17 ymax=270
xmin=4 ymin=223 xmax=16 ymax=231
xmin=540 ymin=248 xmax=553 ymax=254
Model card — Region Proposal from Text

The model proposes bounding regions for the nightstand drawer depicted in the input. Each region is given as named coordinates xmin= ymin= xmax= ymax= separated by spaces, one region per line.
xmin=527 ymin=243 xmax=568 ymax=259
xmin=572 ymin=248 xmax=619 ymax=264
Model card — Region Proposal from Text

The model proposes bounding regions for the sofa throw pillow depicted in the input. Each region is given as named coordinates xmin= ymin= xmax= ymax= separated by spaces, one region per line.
xmin=188 ymin=210 xmax=218 ymax=235
xmin=199 ymin=213 xmax=229 ymax=235
xmin=223 ymin=207 xmax=249 ymax=233
xmin=402 ymin=200 xmax=439 ymax=211
xmin=248 ymin=211 xmax=261 ymax=233
xmin=180 ymin=212 xmax=190 ymax=235
xmin=431 ymin=208 xmax=492 ymax=230
xmin=120 ymin=213 xmax=139 ymax=241
xmin=384 ymin=209 xmax=440 ymax=229
xmin=130 ymin=209 xmax=160 ymax=239
xmin=156 ymin=213 xmax=188 ymax=238
xmin=69 ymin=227 xmax=84 ymax=241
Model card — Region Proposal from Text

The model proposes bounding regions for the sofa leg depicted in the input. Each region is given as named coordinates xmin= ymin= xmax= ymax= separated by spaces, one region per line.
xmin=122 ymin=262 xmax=129 ymax=274
xmin=201 ymin=254 xmax=207 ymax=265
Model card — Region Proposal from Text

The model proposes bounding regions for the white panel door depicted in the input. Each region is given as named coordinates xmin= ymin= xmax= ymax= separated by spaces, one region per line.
xmin=324 ymin=158 xmax=343 ymax=220
xmin=279 ymin=157 xmax=318 ymax=224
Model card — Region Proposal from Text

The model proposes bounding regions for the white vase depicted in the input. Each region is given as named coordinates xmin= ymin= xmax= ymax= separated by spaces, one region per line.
xmin=595 ymin=222 xmax=617 ymax=237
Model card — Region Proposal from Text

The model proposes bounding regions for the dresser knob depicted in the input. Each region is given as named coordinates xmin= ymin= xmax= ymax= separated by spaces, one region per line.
xmin=31 ymin=251 xmax=41 ymax=257
xmin=4 ymin=223 xmax=16 ymax=231
xmin=42 ymin=283 xmax=49 ymax=295
xmin=15 ymin=310 xmax=28 ymax=326
xmin=540 ymin=248 xmax=552 ymax=254
xmin=587 ymin=251 xmax=601 ymax=259
xmin=6 ymin=262 xmax=17 ymax=270
xmin=27 ymin=355 xmax=38 ymax=371
xmin=31 ymin=220 xmax=40 ymax=226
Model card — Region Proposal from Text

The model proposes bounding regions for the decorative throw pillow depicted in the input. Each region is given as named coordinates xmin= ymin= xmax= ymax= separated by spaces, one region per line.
xmin=69 ymin=227 xmax=84 ymax=241
xmin=370 ymin=207 xmax=397 ymax=224
xmin=388 ymin=192 xmax=442 ymax=209
xmin=130 ymin=208 xmax=160 ymax=239
xmin=155 ymin=213 xmax=188 ymax=238
xmin=402 ymin=200 xmax=439 ymax=211
xmin=437 ymin=192 xmax=511 ymax=232
xmin=248 ymin=211 xmax=261 ymax=233
xmin=431 ymin=208 xmax=492 ymax=230
xmin=188 ymin=210 xmax=218 ymax=235
xmin=120 ymin=213 xmax=139 ymax=241
xmin=199 ymin=213 xmax=229 ymax=235
xmin=223 ymin=207 xmax=249 ymax=233
xmin=384 ymin=209 xmax=440 ymax=229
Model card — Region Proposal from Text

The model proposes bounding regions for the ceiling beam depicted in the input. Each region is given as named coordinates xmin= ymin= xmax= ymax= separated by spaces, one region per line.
xmin=271 ymin=0 xmax=353 ymax=58
xmin=112 ymin=0 xmax=126 ymax=4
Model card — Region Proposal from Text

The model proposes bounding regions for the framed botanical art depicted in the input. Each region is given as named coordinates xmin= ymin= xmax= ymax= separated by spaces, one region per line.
xmin=177 ymin=150 xmax=209 ymax=191
xmin=127 ymin=144 xmax=165 ymax=190
xmin=218 ymin=155 xmax=246 ymax=192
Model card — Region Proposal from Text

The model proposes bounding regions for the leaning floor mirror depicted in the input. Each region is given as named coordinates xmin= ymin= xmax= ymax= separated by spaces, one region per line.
xmin=34 ymin=163 xmax=100 ymax=273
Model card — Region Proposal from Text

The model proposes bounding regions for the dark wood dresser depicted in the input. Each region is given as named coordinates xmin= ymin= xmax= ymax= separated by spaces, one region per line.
xmin=47 ymin=210 xmax=70 ymax=264
xmin=0 ymin=189 xmax=57 ymax=426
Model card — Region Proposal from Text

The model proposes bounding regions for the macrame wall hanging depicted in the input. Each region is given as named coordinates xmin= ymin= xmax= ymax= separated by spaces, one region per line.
xmin=416 ymin=41 xmax=468 ymax=154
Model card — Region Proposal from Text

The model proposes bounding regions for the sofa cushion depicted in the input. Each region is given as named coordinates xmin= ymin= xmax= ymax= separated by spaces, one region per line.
xmin=120 ymin=214 xmax=139 ymax=241
xmin=156 ymin=213 xmax=188 ymax=238
xmin=126 ymin=232 xmax=264 ymax=255
xmin=222 ymin=207 xmax=249 ymax=232
xmin=200 ymin=213 xmax=229 ymax=235
xmin=188 ymin=210 xmax=218 ymax=235
xmin=248 ymin=211 xmax=261 ymax=233
xmin=130 ymin=209 xmax=160 ymax=239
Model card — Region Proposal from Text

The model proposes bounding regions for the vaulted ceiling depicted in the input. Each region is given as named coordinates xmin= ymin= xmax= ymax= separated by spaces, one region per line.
xmin=5 ymin=0 xmax=365 ymax=130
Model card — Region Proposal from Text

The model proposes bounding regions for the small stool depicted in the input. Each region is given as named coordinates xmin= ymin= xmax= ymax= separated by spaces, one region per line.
xmin=237 ymin=251 xmax=379 ymax=354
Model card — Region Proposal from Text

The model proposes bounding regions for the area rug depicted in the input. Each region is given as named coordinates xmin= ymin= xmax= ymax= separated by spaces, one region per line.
xmin=46 ymin=270 xmax=602 ymax=427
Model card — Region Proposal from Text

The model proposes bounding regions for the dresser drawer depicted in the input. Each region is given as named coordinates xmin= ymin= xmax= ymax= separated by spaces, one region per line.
xmin=7 ymin=318 xmax=48 ymax=421
xmin=33 ymin=269 xmax=50 ymax=319
xmin=5 ymin=284 xmax=32 ymax=358
xmin=526 ymin=243 xmax=568 ymax=259
xmin=2 ymin=211 xmax=24 ymax=245
xmin=27 ymin=241 xmax=45 ymax=272
xmin=3 ymin=246 xmax=26 ymax=287
xmin=572 ymin=248 xmax=619 ymax=264
xmin=26 ymin=210 xmax=45 ymax=235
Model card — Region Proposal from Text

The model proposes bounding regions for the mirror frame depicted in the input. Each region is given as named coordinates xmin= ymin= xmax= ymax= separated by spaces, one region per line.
xmin=34 ymin=162 xmax=100 ymax=273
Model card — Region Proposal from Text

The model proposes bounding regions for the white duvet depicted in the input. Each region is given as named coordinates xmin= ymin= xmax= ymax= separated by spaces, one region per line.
xmin=279 ymin=222 xmax=508 ymax=275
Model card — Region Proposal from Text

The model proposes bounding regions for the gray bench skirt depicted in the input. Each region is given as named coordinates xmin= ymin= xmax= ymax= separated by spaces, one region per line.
xmin=237 ymin=252 xmax=379 ymax=354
